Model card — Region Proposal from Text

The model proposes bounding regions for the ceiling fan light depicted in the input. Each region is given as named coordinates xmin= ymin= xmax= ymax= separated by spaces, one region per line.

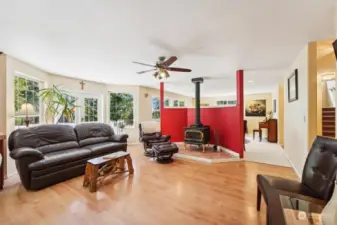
xmin=153 ymin=72 xmax=159 ymax=78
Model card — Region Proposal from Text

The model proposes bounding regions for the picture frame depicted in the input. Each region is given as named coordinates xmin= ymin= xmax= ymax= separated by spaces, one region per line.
xmin=245 ymin=99 xmax=266 ymax=117
xmin=288 ymin=69 xmax=298 ymax=102
xmin=273 ymin=99 xmax=276 ymax=113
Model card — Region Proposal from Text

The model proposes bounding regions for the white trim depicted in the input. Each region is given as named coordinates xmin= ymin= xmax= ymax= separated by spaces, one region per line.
xmin=14 ymin=71 xmax=44 ymax=82
xmin=283 ymin=151 xmax=302 ymax=179
xmin=218 ymin=146 xmax=240 ymax=158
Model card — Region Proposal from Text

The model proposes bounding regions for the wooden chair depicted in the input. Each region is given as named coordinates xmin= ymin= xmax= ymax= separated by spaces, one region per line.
xmin=253 ymin=129 xmax=262 ymax=142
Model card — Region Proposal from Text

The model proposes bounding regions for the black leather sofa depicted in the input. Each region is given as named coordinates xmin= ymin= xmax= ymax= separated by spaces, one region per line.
xmin=9 ymin=123 xmax=128 ymax=190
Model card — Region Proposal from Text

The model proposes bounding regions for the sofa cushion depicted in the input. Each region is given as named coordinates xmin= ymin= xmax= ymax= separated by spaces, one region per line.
xmin=8 ymin=125 xmax=79 ymax=154
xmin=28 ymin=148 xmax=91 ymax=171
xmin=75 ymin=123 xmax=115 ymax=147
xmin=84 ymin=142 xmax=127 ymax=156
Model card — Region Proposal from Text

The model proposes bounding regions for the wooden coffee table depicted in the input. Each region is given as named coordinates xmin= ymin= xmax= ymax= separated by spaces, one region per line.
xmin=83 ymin=151 xmax=134 ymax=192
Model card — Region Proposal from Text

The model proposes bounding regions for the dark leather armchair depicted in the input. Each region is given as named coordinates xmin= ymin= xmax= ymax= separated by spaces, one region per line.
xmin=256 ymin=136 xmax=337 ymax=224
xmin=139 ymin=123 xmax=170 ymax=156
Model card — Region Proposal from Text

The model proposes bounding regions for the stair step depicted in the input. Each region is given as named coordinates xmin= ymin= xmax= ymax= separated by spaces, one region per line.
xmin=323 ymin=108 xmax=335 ymax=112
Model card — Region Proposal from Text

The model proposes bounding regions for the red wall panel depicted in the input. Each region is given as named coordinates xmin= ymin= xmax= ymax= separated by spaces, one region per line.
xmin=187 ymin=107 xmax=241 ymax=155
xmin=161 ymin=108 xmax=187 ymax=142
xmin=160 ymin=70 xmax=244 ymax=158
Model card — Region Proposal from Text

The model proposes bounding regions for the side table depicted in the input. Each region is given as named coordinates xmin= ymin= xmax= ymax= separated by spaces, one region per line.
xmin=0 ymin=133 xmax=6 ymax=190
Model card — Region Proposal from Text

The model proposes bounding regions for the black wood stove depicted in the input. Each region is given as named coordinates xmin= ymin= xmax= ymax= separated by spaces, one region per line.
xmin=184 ymin=77 xmax=210 ymax=152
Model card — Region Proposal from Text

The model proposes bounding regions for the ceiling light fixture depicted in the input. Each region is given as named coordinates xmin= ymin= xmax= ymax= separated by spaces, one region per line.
xmin=154 ymin=69 xmax=170 ymax=80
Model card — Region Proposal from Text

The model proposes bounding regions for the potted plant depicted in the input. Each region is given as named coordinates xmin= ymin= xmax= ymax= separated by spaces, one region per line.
xmin=39 ymin=85 xmax=79 ymax=123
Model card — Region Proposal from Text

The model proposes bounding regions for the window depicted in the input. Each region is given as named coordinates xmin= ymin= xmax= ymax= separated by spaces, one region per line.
xmin=14 ymin=76 xmax=41 ymax=126
xmin=109 ymin=93 xmax=134 ymax=127
xmin=216 ymin=100 xmax=236 ymax=106
xmin=84 ymin=97 xmax=98 ymax=122
xmin=179 ymin=101 xmax=185 ymax=107
xmin=164 ymin=98 xmax=170 ymax=107
xmin=228 ymin=100 xmax=237 ymax=105
xmin=152 ymin=97 xmax=160 ymax=119
xmin=58 ymin=95 xmax=77 ymax=123
xmin=173 ymin=100 xmax=179 ymax=107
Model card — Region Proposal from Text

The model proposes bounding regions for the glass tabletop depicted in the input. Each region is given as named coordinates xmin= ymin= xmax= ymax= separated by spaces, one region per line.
xmin=279 ymin=195 xmax=324 ymax=225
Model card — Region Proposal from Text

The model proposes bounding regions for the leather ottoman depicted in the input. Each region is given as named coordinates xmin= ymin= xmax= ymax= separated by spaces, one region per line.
xmin=152 ymin=142 xmax=179 ymax=163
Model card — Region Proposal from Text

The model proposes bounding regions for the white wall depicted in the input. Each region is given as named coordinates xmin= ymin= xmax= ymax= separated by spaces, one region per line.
xmin=272 ymin=88 xmax=278 ymax=119
xmin=139 ymin=86 xmax=192 ymax=122
xmin=283 ymin=44 xmax=317 ymax=176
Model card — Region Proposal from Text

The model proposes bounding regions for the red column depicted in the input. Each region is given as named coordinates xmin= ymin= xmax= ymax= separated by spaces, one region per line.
xmin=160 ymin=82 xmax=164 ymax=130
xmin=236 ymin=70 xmax=244 ymax=158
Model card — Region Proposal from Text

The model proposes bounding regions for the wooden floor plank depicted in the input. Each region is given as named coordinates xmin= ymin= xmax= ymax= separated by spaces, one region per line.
xmin=0 ymin=145 xmax=297 ymax=225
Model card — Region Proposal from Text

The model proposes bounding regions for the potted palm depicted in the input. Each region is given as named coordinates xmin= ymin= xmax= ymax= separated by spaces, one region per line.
xmin=39 ymin=85 xmax=79 ymax=124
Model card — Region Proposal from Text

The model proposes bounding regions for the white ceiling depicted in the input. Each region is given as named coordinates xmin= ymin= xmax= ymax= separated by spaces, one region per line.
xmin=0 ymin=0 xmax=336 ymax=97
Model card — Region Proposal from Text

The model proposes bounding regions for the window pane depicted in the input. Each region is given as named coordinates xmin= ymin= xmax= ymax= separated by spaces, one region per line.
xmin=84 ymin=97 xmax=98 ymax=122
xmin=152 ymin=97 xmax=160 ymax=119
xmin=179 ymin=101 xmax=185 ymax=107
xmin=164 ymin=99 xmax=170 ymax=107
xmin=173 ymin=100 xmax=179 ymax=107
xmin=109 ymin=93 xmax=134 ymax=126
xmin=15 ymin=116 xmax=39 ymax=126
xmin=58 ymin=95 xmax=76 ymax=123
xmin=14 ymin=76 xmax=41 ymax=125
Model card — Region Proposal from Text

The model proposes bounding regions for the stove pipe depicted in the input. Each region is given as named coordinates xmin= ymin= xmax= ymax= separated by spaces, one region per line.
xmin=191 ymin=77 xmax=204 ymax=127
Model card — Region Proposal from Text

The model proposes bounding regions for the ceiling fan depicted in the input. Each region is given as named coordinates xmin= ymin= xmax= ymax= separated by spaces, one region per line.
xmin=132 ymin=56 xmax=192 ymax=80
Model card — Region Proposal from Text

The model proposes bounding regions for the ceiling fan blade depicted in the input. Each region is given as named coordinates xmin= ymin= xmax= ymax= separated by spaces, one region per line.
xmin=162 ymin=56 xmax=178 ymax=67
xmin=132 ymin=61 xmax=156 ymax=67
xmin=137 ymin=69 xmax=157 ymax=74
xmin=166 ymin=67 xmax=192 ymax=72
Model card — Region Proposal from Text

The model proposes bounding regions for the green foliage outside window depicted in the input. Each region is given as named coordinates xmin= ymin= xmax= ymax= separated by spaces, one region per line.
xmin=164 ymin=98 xmax=170 ymax=107
xmin=152 ymin=97 xmax=160 ymax=119
xmin=14 ymin=76 xmax=40 ymax=126
xmin=109 ymin=93 xmax=134 ymax=127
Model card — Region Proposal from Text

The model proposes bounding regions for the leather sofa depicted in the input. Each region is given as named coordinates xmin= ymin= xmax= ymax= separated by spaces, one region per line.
xmin=9 ymin=123 xmax=128 ymax=190
xmin=256 ymin=136 xmax=337 ymax=224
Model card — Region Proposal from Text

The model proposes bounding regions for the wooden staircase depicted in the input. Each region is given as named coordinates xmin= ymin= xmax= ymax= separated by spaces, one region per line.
xmin=322 ymin=108 xmax=335 ymax=138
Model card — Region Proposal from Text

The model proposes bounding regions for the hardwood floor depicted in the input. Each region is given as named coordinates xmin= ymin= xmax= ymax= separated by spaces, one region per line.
xmin=0 ymin=145 xmax=297 ymax=225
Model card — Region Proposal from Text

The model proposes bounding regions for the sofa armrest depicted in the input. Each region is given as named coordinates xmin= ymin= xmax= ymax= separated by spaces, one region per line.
xmin=10 ymin=147 xmax=44 ymax=160
xmin=110 ymin=134 xmax=129 ymax=142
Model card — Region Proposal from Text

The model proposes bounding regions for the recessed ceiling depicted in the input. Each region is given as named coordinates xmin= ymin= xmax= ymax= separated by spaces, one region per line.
xmin=0 ymin=0 xmax=336 ymax=97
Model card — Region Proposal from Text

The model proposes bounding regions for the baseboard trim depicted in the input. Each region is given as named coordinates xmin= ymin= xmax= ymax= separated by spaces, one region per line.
xmin=218 ymin=146 xmax=240 ymax=158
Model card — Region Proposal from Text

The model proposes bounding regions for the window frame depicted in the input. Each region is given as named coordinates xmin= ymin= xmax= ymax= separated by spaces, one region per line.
xmin=14 ymin=72 xmax=44 ymax=128
xmin=108 ymin=92 xmax=135 ymax=128
xmin=151 ymin=96 xmax=160 ymax=120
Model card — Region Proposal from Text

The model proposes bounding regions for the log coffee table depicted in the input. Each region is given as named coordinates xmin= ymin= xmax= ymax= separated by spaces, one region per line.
xmin=83 ymin=151 xmax=134 ymax=192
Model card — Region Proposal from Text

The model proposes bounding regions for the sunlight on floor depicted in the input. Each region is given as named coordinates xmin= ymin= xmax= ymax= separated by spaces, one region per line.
xmin=244 ymin=136 xmax=291 ymax=167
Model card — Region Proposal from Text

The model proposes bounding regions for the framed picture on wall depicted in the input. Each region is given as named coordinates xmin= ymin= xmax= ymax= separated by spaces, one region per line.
xmin=273 ymin=99 xmax=276 ymax=113
xmin=288 ymin=69 xmax=298 ymax=102
xmin=245 ymin=99 xmax=266 ymax=117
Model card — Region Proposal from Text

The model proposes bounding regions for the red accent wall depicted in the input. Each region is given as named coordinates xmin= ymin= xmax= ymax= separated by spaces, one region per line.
xmin=187 ymin=107 xmax=241 ymax=154
xmin=160 ymin=70 xmax=244 ymax=158
xmin=162 ymin=108 xmax=188 ymax=142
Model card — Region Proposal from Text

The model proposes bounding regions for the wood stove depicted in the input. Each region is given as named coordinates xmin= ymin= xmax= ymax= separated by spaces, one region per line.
xmin=184 ymin=77 xmax=210 ymax=152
